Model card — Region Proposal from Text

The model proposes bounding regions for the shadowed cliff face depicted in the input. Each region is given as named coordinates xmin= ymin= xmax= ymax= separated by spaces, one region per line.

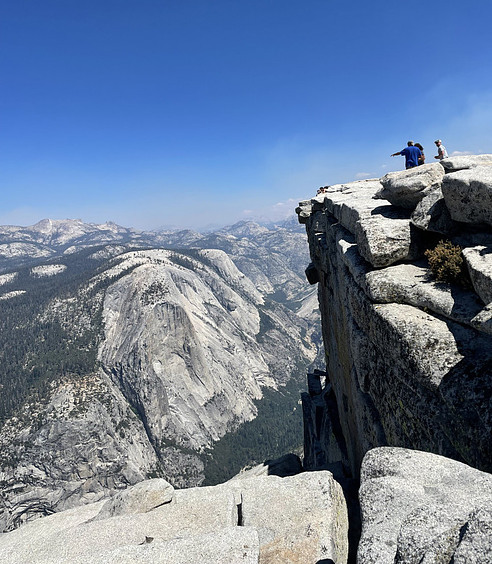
xmin=0 ymin=224 xmax=321 ymax=532
xmin=299 ymin=157 xmax=492 ymax=478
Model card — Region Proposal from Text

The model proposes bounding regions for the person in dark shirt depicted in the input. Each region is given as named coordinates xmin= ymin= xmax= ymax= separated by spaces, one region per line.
xmin=415 ymin=143 xmax=425 ymax=165
xmin=391 ymin=141 xmax=422 ymax=169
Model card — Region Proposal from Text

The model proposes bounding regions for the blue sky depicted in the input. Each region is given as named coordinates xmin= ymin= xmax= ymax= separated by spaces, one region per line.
xmin=1 ymin=0 xmax=492 ymax=230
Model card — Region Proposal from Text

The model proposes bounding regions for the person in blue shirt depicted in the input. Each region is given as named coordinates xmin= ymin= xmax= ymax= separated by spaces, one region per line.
xmin=391 ymin=141 xmax=422 ymax=169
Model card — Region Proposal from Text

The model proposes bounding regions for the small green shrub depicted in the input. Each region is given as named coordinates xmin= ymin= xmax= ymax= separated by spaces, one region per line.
xmin=424 ymin=240 xmax=469 ymax=287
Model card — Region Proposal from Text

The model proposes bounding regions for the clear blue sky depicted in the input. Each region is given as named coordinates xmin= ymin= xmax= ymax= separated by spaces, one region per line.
xmin=1 ymin=0 xmax=491 ymax=230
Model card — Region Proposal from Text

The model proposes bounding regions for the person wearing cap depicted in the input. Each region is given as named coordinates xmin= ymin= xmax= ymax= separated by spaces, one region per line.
xmin=391 ymin=141 xmax=422 ymax=169
xmin=434 ymin=139 xmax=448 ymax=160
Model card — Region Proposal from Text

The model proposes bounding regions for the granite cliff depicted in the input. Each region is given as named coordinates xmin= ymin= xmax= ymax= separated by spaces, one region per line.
xmin=298 ymin=155 xmax=492 ymax=478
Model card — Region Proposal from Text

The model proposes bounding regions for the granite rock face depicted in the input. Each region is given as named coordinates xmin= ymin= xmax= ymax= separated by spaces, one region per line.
xmin=298 ymin=156 xmax=492 ymax=478
xmin=442 ymin=166 xmax=492 ymax=227
xmin=94 ymin=478 xmax=174 ymax=520
xmin=0 ymin=470 xmax=349 ymax=564
xmin=462 ymin=243 xmax=492 ymax=304
xmin=0 ymin=373 xmax=160 ymax=533
xmin=377 ymin=163 xmax=445 ymax=210
xmin=440 ymin=153 xmax=492 ymax=172
xmin=410 ymin=187 xmax=455 ymax=234
xmin=357 ymin=448 xmax=492 ymax=564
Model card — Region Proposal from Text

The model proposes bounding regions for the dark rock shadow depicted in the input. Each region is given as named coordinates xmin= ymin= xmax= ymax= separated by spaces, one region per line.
xmin=265 ymin=453 xmax=303 ymax=477
xmin=370 ymin=205 xmax=411 ymax=219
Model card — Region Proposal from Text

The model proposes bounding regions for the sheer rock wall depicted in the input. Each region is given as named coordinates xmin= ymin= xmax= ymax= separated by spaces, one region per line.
xmin=298 ymin=156 xmax=492 ymax=478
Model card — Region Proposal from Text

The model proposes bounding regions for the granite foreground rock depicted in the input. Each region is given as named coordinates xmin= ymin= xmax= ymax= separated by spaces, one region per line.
xmin=0 ymin=470 xmax=349 ymax=564
xmin=358 ymin=448 xmax=492 ymax=563
xmin=297 ymin=155 xmax=492 ymax=478
xmin=2 ymin=448 xmax=491 ymax=563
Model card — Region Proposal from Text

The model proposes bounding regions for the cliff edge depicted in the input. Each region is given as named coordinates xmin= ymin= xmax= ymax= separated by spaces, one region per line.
xmin=298 ymin=154 xmax=492 ymax=478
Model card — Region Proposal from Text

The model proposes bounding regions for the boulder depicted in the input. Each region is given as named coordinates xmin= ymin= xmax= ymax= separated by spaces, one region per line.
xmin=440 ymin=153 xmax=492 ymax=172
xmin=354 ymin=211 xmax=418 ymax=268
xmin=376 ymin=163 xmax=445 ymax=210
xmin=410 ymin=187 xmax=455 ymax=234
xmin=357 ymin=447 xmax=492 ymax=564
xmin=94 ymin=478 xmax=174 ymax=520
xmin=296 ymin=200 xmax=313 ymax=224
xmin=224 ymin=471 xmax=348 ymax=564
xmin=441 ymin=166 xmax=492 ymax=226
xmin=462 ymin=245 xmax=492 ymax=305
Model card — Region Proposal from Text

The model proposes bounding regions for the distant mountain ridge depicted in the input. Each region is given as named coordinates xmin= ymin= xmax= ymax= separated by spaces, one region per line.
xmin=0 ymin=217 xmax=304 ymax=274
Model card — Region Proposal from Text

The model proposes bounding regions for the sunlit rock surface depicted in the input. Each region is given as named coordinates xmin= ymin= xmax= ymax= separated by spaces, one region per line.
xmin=358 ymin=448 xmax=492 ymax=564
xmin=0 ymin=470 xmax=348 ymax=564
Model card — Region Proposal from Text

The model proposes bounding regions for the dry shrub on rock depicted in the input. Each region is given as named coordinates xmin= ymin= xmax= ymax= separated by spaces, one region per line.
xmin=425 ymin=240 xmax=470 ymax=287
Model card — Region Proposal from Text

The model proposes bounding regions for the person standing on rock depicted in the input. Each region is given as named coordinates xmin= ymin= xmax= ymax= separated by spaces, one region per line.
xmin=434 ymin=139 xmax=448 ymax=160
xmin=415 ymin=143 xmax=425 ymax=165
xmin=391 ymin=141 xmax=422 ymax=169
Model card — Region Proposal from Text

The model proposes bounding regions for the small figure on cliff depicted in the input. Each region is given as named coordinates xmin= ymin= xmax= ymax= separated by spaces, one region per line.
xmin=415 ymin=143 xmax=425 ymax=165
xmin=391 ymin=141 xmax=422 ymax=169
xmin=434 ymin=139 xmax=448 ymax=160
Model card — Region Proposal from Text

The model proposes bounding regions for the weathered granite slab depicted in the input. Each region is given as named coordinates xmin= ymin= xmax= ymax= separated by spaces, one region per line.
xmin=453 ymin=507 xmax=492 ymax=563
xmin=376 ymin=163 xmax=445 ymax=210
xmin=94 ymin=478 xmax=174 ymax=520
xmin=224 ymin=471 xmax=348 ymax=564
xmin=321 ymin=180 xmax=384 ymax=234
xmin=354 ymin=212 xmax=417 ymax=268
xmin=442 ymin=166 xmax=492 ymax=226
xmin=84 ymin=527 xmax=260 ymax=564
xmin=0 ymin=485 xmax=237 ymax=563
xmin=411 ymin=187 xmax=455 ymax=234
xmin=462 ymin=245 xmax=492 ymax=305
xmin=364 ymin=262 xmax=492 ymax=335
xmin=440 ymin=153 xmax=492 ymax=172
xmin=357 ymin=447 xmax=492 ymax=564
xmin=315 ymin=180 xmax=420 ymax=268
xmin=0 ymin=471 xmax=349 ymax=564
xmin=332 ymin=222 xmax=492 ymax=333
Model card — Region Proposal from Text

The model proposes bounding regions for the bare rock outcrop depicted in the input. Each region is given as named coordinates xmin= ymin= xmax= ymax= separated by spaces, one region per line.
xmin=0 ymin=373 xmax=160 ymax=533
xmin=462 ymin=242 xmax=492 ymax=304
xmin=298 ymin=156 xmax=492 ymax=478
xmin=357 ymin=448 xmax=492 ymax=563
xmin=440 ymin=153 xmax=492 ymax=172
xmin=0 ymin=470 xmax=348 ymax=564
xmin=376 ymin=163 xmax=445 ymax=209
xmin=442 ymin=165 xmax=492 ymax=227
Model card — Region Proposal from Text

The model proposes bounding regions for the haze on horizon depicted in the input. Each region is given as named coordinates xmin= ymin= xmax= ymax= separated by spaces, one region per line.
xmin=1 ymin=0 xmax=491 ymax=231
